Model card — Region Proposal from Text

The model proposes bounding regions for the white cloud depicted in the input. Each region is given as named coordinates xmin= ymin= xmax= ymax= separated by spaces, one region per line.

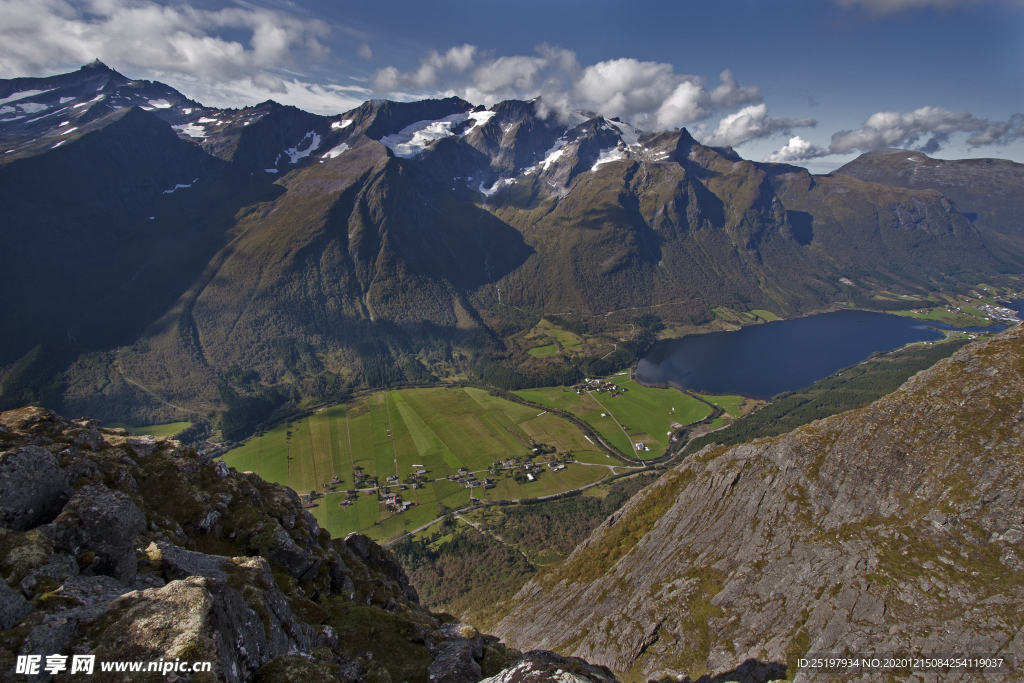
xmin=371 ymin=44 xmax=478 ymax=91
xmin=702 ymin=104 xmax=816 ymax=147
xmin=171 ymin=75 xmax=369 ymax=115
xmin=0 ymin=0 xmax=364 ymax=113
xmin=828 ymin=106 xmax=990 ymax=153
xmin=372 ymin=46 xmax=764 ymax=132
xmin=966 ymin=114 xmax=1024 ymax=146
xmin=357 ymin=42 xmax=372 ymax=60
xmin=764 ymin=106 xmax=1024 ymax=163
xmin=764 ymin=135 xmax=830 ymax=162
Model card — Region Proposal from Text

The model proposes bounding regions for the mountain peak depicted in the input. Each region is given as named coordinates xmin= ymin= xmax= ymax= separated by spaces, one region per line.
xmin=82 ymin=58 xmax=114 ymax=73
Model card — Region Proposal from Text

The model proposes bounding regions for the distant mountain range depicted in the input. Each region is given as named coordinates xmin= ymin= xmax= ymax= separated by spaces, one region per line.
xmin=2 ymin=62 xmax=1022 ymax=430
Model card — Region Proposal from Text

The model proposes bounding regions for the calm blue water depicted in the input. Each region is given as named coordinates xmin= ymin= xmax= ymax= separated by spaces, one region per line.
xmin=635 ymin=308 xmax=1009 ymax=399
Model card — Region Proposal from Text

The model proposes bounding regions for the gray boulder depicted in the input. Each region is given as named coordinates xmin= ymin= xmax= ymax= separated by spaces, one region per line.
xmin=20 ymin=551 xmax=78 ymax=597
xmin=427 ymin=623 xmax=486 ymax=683
xmin=0 ymin=575 xmax=32 ymax=629
xmin=126 ymin=435 xmax=159 ymax=458
xmin=479 ymin=651 xmax=620 ymax=683
xmin=152 ymin=540 xmax=228 ymax=582
xmin=41 ymin=484 xmax=146 ymax=584
xmin=0 ymin=445 xmax=70 ymax=530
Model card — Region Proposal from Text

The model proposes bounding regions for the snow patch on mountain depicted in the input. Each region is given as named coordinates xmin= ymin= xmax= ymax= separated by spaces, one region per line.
xmin=173 ymin=123 xmax=206 ymax=138
xmin=197 ymin=117 xmax=220 ymax=124
xmin=605 ymin=119 xmax=640 ymax=146
xmin=59 ymin=97 xmax=75 ymax=104
xmin=325 ymin=143 xmax=350 ymax=159
xmin=461 ymin=110 xmax=495 ymax=135
xmin=284 ymin=131 xmax=322 ymax=163
xmin=26 ymin=109 xmax=65 ymax=123
xmin=331 ymin=119 xmax=353 ymax=130
xmin=147 ymin=99 xmax=172 ymax=109
xmin=479 ymin=177 xmax=515 ymax=197
xmin=0 ymin=89 xmax=51 ymax=106
xmin=17 ymin=103 xmax=49 ymax=114
xmin=592 ymin=148 xmax=626 ymax=171
xmin=162 ymin=178 xmax=198 ymax=194
xmin=538 ymin=136 xmax=571 ymax=171
xmin=380 ymin=113 xmax=471 ymax=158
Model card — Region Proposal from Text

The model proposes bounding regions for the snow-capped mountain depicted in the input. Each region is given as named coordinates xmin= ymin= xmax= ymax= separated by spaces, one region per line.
xmin=0 ymin=63 xmax=1020 ymax=425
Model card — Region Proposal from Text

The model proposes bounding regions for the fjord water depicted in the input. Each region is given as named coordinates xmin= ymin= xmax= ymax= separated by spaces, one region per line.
xmin=635 ymin=309 xmax=1002 ymax=398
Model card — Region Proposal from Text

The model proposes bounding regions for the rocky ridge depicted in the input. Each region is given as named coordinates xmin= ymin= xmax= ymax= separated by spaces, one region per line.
xmin=0 ymin=406 xmax=613 ymax=683
xmin=492 ymin=329 xmax=1024 ymax=682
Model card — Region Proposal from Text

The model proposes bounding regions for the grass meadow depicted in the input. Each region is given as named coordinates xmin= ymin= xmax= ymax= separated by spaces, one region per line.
xmin=103 ymin=421 xmax=191 ymax=437
xmin=220 ymin=387 xmax=608 ymax=542
xmin=516 ymin=377 xmax=711 ymax=459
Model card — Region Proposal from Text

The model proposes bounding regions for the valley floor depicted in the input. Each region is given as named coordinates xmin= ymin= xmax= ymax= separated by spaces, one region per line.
xmin=220 ymin=386 xmax=624 ymax=541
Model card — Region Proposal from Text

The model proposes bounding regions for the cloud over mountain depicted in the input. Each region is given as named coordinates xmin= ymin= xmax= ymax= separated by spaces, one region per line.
xmin=702 ymin=104 xmax=816 ymax=148
xmin=372 ymin=45 xmax=766 ymax=133
xmin=0 ymin=0 xmax=369 ymax=113
xmin=765 ymin=106 xmax=1024 ymax=161
xmin=764 ymin=136 xmax=830 ymax=162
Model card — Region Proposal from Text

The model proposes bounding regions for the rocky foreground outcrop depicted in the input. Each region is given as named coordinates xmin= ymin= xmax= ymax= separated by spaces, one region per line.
xmin=0 ymin=406 xmax=607 ymax=683
xmin=492 ymin=328 xmax=1024 ymax=682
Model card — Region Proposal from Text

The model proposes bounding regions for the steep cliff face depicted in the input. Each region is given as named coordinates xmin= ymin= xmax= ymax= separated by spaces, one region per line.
xmin=0 ymin=406 xmax=537 ymax=683
xmin=492 ymin=329 xmax=1024 ymax=681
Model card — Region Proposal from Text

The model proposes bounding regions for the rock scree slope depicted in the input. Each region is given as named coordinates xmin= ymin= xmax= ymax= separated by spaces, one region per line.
xmin=491 ymin=328 xmax=1024 ymax=682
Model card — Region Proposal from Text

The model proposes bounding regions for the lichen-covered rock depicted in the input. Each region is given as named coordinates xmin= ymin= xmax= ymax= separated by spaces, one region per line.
xmin=83 ymin=576 xmax=249 ymax=682
xmin=41 ymin=484 xmax=146 ymax=584
xmin=19 ymin=551 xmax=77 ymax=597
xmin=125 ymin=435 xmax=159 ymax=458
xmin=0 ymin=445 xmax=69 ymax=531
xmin=427 ymin=623 xmax=486 ymax=683
xmin=480 ymin=651 xmax=620 ymax=683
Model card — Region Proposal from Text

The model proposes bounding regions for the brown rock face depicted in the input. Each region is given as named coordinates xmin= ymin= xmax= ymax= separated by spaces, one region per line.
xmin=492 ymin=329 xmax=1024 ymax=682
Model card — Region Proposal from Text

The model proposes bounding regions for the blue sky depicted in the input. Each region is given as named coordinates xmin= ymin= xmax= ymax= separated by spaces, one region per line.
xmin=2 ymin=0 xmax=1022 ymax=171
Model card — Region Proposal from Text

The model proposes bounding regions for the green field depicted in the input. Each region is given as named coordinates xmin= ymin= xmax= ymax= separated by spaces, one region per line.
xmin=103 ymin=421 xmax=191 ymax=437
xmin=516 ymin=377 xmax=712 ymax=459
xmin=749 ymin=309 xmax=780 ymax=322
xmin=220 ymin=387 xmax=609 ymax=542
xmin=696 ymin=394 xmax=746 ymax=417
xmin=891 ymin=307 xmax=995 ymax=328
xmin=537 ymin=319 xmax=582 ymax=350
xmin=528 ymin=344 xmax=559 ymax=357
